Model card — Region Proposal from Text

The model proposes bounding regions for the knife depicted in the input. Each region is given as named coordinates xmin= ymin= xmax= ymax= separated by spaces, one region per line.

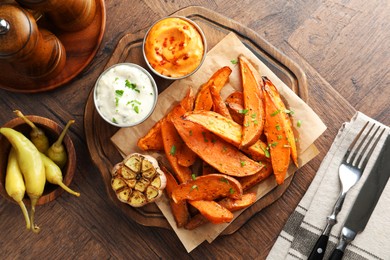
xmin=329 ymin=133 xmax=390 ymax=260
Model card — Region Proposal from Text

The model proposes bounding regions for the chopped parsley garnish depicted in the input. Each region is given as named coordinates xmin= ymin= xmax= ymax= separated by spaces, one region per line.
xmin=229 ymin=188 xmax=235 ymax=194
xmin=127 ymin=100 xmax=141 ymax=114
xmin=276 ymin=124 xmax=281 ymax=131
xmin=115 ymin=90 xmax=124 ymax=96
xmin=271 ymin=109 xmax=281 ymax=116
xmin=285 ymin=109 xmax=294 ymax=115
xmin=230 ymin=59 xmax=238 ymax=64
xmin=170 ymin=145 xmax=176 ymax=156
xmin=264 ymin=148 xmax=270 ymax=158
xmin=191 ymin=174 xmax=197 ymax=180
xmin=297 ymin=120 xmax=302 ymax=127
xmin=191 ymin=185 xmax=198 ymax=191
xmin=220 ymin=178 xmax=229 ymax=184
xmin=240 ymin=160 xmax=246 ymax=167
xmin=238 ymin=109 xmax=249 ymax=115
xmin=112 ymin=118 xmax=118 ymax=124
xmin=125 ymin=79 xmax=140 ymax=93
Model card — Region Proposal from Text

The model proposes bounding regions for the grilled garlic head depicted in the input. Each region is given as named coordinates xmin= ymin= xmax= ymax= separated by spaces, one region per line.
xmin=111 ymin=153 xmax=166 ymax=207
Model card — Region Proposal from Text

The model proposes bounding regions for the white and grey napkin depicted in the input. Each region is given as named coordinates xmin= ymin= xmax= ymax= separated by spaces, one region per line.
xmin=267 ymin=112 xmax=390 ymax=260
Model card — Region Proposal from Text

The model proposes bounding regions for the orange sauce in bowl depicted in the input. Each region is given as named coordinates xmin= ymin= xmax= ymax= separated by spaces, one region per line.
xmin=144 ymin=17 xmax=205 ymax=78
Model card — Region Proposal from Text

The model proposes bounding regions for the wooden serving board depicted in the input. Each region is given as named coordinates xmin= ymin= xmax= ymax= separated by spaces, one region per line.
xmin=84 ymin=6 xmax=308 ymax=235
xmin=0 ymin=0 xmax=106 ymax=93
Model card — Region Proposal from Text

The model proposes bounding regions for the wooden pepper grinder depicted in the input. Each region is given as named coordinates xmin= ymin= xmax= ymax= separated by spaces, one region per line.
xmin=0 ymin=4 xmax=66 ymax=80
xmin=16 ymin=0 xmax=96 ymax=32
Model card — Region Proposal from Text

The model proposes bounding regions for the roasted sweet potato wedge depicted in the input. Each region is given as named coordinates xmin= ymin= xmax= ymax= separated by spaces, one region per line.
xmin=225 ymin=91 xmax=244 ymax=124
xmin=225 ymin=91 xmax=244 ymax=106
xmin=180 ymin=87 xmax=195 ymax=112
xmin=194 ymin=66 xmax=232 ymax=111
xmin=189 ymin=200 xmax=233 ymax=224
xmin=185 ymin=192 xmax=257 ymax=229
xmin=137 ymin=119 xmax=164 ymax=151
xmin=218 ymin=192 xmax=257 ymax=211
xmin=183 ymin=111 xmax=269 ymax=162
xmin=238 ymin=161 xmax=273 ymax=190
xmin=263 ymin=77 xmax=298 ymax=167
xmin=160 ymin=163 xmax=190 ymax=228
xmin=239 ymin=55 xmax=265 ymax=148
xmin=167 ymin=104 xmax=198 ymax=167
xmin=172 ymin=116 xmax=263 ymax=177
xmin=137 ymin=88 xmax=194 ymax=151
xmin=171 ymin=173 xmax=243 ymax=202
xmin=210 ymin=84 xmax=232 ymax=119
xmin=161 ymin=118 xmax=192 ymax=183
xmin=263 ymin=86 xmax=291 ymax=184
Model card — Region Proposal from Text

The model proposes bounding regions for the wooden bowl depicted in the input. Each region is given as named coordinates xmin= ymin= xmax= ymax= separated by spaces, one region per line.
xmin=0 ymin=115 xmax=76 ymax=206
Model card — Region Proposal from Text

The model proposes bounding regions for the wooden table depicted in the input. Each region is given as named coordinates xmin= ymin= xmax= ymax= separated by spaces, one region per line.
xmin=0 ymin=1 xmax=388 ymax=259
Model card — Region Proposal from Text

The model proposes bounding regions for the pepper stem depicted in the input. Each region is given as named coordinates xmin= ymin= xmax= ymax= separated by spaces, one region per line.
xmin=14 ymin=110 xmax=37 ymax=130
xmin=30 ymin=198 xmax=40 ymax=234
xmin=58 ymin=182 xmax=80 ymax=197
xmin=53 ymin=119 xmax=75 ymax=148
xmin=18 ymin=201 xmax=31 ymax=230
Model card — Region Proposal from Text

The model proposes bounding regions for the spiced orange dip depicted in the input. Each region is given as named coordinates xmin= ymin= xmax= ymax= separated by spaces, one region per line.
xmin=143 ymin=17 xmax=206 ymax=79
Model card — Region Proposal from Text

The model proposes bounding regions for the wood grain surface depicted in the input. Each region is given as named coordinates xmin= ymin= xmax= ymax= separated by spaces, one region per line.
xmin=0 ymin=1 xmax=388 ymax=259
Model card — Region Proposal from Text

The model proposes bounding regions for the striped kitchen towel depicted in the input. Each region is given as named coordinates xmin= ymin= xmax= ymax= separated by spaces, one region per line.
xmin=267 ymin=112 xmax=390 ymax=260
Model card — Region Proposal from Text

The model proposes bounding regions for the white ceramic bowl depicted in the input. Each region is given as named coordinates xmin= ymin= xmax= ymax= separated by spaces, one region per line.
xmin=94 ymin=63 xmax=158 ymax=127
xmin=142 ymin=16 xmax=207 ymax=80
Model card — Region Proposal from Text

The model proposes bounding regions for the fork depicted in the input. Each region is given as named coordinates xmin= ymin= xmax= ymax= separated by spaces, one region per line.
xmin=308 ymin=121 xmax=383 ymax=260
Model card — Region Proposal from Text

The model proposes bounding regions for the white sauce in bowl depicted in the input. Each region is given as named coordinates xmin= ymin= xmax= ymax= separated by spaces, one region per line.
xmin=94 ymin=64 xmax=157 ymax=127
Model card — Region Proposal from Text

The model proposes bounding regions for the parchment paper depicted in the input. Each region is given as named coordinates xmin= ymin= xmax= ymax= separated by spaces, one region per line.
xmin=111 ymin=32 xmax=327 ymax=252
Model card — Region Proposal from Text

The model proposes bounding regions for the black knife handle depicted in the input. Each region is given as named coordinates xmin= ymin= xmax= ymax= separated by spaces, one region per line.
xmin=329 ymin=249 xmax=344 ymax=260
xmin=308 ymin=234 xmax=329 ymax=260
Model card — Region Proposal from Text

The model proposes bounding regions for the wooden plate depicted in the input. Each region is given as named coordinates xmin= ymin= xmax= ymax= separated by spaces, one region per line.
xmin=84 ymin=6 xmax=308 ymax=234
xmin=0 ymin=0 xmax=106 ymax=93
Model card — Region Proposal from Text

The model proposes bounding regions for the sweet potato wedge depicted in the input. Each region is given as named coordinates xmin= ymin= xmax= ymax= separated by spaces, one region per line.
xmin=210 ymin=84 xmax=232 ymax=119
xmin=172 ymin=116 xmax=263 ymax=177
xmin=167 ymin=104 xmax=198 ymax=167
xmin=238 ymin=161 xmax=273 ymax=190
xmin=184 ymin=212 xmax=209 ymax=230
xmin=239 ymin=55 xmax=265 ymax=148
xmin=218 ymin=192 xmax=257 ymax=211
xmin=189 ymin=200 xmax=233 ymax=224
xmin=180 ymin=87 xmax=195 ymax=112
xmin=137 ymin=119 xmax=164 ymax=151
xmin=263 ymin=86 xmax=291 ymax=184
xmin=160 ymin=163 xmax=190 ymax=228
xmin=183 ymin=111 xmax=269 ymax=162
xmin=161 ymin=118 xmax=192 ymax=183
xmin=263 ymin=77 xmax=298 ymax=167
xmin=185 ymin=192 xmax=257 ymax=229
xmin=194 ymin=66 xmax=232 ymax=111
xmin=225 ymin=91 xmax=244 ymax=106
xmin=137 ymin=87 xmax=194 ymax=151
xmin=177 ymin=142 xmax=198 ymax=167
xmin=171 ymin=173 xmax=243 ymax=203
xmin=225 ymin=91 xmax=244 ymax=124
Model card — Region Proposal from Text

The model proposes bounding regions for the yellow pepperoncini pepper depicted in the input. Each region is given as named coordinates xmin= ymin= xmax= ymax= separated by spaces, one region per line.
xmin=0 ymin=127 xmax=45 ymax=233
